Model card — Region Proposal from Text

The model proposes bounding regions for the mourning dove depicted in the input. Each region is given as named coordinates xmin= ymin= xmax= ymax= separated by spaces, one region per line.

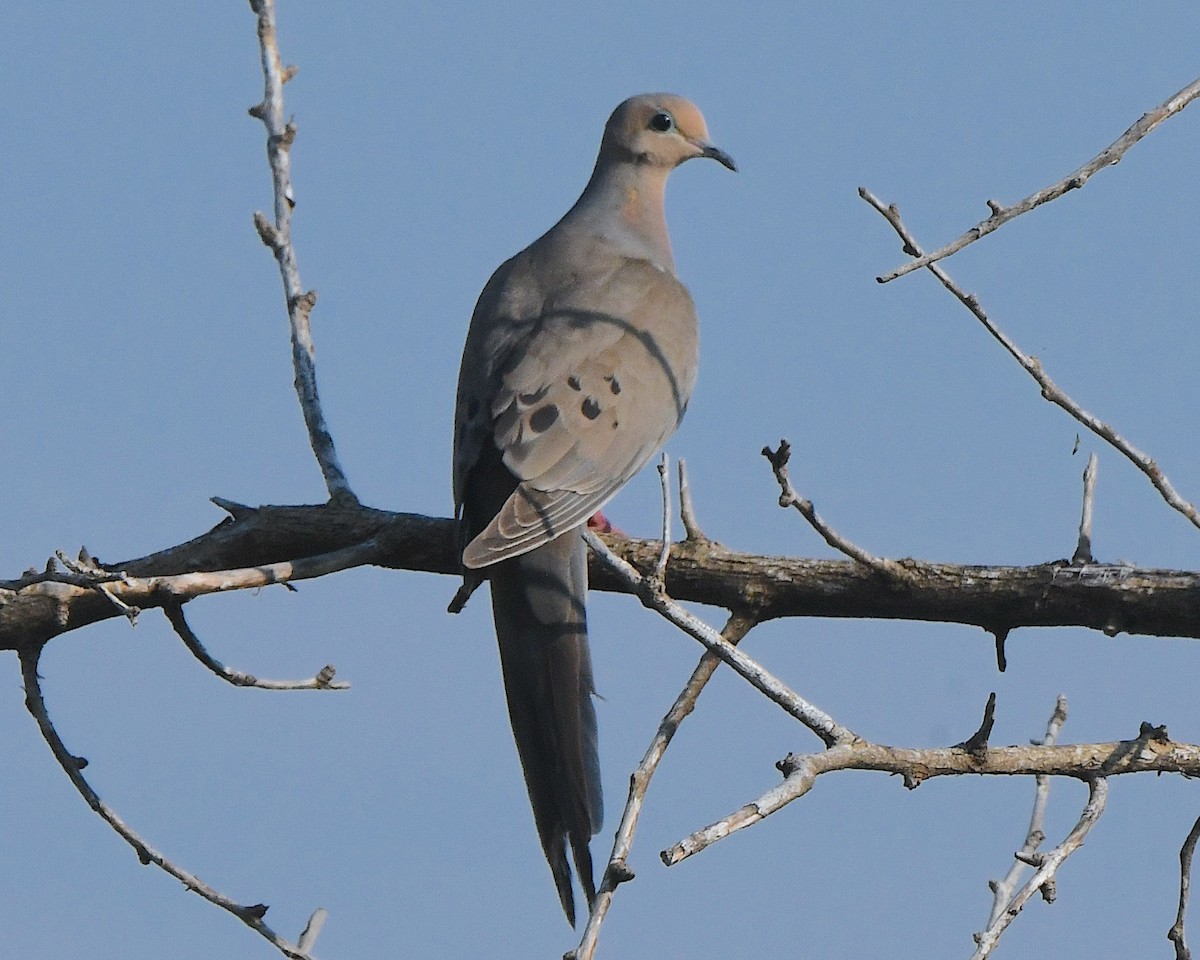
xmin=452 ymin=93 xmax=734 ymax=924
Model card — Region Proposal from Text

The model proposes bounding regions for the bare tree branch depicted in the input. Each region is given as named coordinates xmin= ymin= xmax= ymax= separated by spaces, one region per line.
xmin=677 ymin=458 xmax=706 ymax=543
xmin=1169 ymin=814 xmax=1200 ymax=960
xmin=876 ymin=76 xmax=1200 ymax=282
xmin=663 ymin=723 xmax=1170 ymax=866
xmin=861 ymin=186 xmax=1200 ymax=534
xmin=6 ymin=500 xmax=1200 ymax=652
xmin=296 ymin=909 xmax=329 ymax=956
xmin=978 ymin=697 xmax=1069 ymax=940
xmin=8 ymin=9 xmax=1200 ymax=955
xmin=583 ymin=528 xmax=857 ymax=747
xmin=1072 ymin=453 xmax=1099 ymax=565
xmin=56 ymin=548 xmax=141 ymax=623
xmin=763 ymin=440 xmax=916 ymax=582
xmin=970 ymin=777 xmax=1108 ymax=958
xmin=573 ymin=612 xmax=758 ymax=960
xmin=247 ymin=0 xmax=354 ymax=503
xmin=654 ymin=454 xmax=673 ymax=581
xmin=164 ymin=601 xmax=348 ymax=691
xmin=19 ymin=645 xmax=321 ymax=960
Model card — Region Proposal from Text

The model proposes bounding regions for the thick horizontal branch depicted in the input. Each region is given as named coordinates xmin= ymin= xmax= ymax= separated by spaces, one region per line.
xmin=3 ymin=499 xmax=1200 ymax=651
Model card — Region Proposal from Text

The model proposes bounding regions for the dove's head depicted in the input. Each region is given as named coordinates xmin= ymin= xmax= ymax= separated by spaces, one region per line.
xmin=602 ymin=94 xmax=736 ymax=173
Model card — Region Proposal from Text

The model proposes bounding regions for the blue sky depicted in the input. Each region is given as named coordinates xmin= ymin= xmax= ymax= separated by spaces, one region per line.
xmin=3 ymin=3 xmax=1200 ymax=958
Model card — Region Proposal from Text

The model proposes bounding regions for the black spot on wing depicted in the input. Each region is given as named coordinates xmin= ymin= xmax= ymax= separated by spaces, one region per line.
xmin=529 ymin=404 xmax=560 ymax=433
xmin=605 ymin=375 xmax=621 ymax=395
xmin=536 ymin=308 xmax=690 ymax=427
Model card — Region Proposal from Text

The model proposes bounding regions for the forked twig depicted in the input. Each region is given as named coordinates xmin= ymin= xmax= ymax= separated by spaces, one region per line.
xmin=971 ymin=777 xmax=1108 ymax=958
xmin=664 ymin=717 xmax=1185 ymax=867
xmin=583 ymin=528 xmax=855 ymax=748
xmin=877 ymin=76 xmax=1200 ymax=282
xmin=56 ymin=549 xmax=141 ymax=623
xmin=572 ymin=613 xmax=758 ymax=960
xmin=979 ymin=697 xmax=1068 ymax=937
xmin=861 ymin=187 xmax=1200 ymax=533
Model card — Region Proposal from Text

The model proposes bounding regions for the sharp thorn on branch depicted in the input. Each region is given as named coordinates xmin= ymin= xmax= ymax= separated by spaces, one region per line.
xmin=959 ymin=692 xmax=997 ymax=757
xmin=992 ymin=627 xmax=1010 ymax=672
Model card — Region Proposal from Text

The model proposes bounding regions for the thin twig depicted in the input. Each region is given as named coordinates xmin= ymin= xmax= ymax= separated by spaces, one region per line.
xmin=572 ymin=613 xmax=758 ymax=960
xmin=677 ymin=458 xmax=706 ymax=542
xmin=2 ymin=538 xmax=387 ymax=654
xmin=970 ymin=777 xmax=1108 ymax=959
xmin=126 ymin=539 xmax=382 ymax=602
xmin=877 ymin=76 xmax=1200 ymax=282
xmin=861 ymin=187 xmax=1200 ymax=534
xmin=654 ymin=453 xmax=672 ymax=581
xmin=1072 ymin=453 xmax=1099 ymax=565
xmin=583 ymin=529 xmax=855 ymax=748
xmin=247 ymin=0 xmax=355 ymax=503
xmin=19 ymin=645 xmax=319 ymax=960
xmin=1169 ymin=814 xmax=1200 ymax=960
xmin=983 ymin=696 xmax=1069 ymax=929
xmin=762 ymin=441 xmax=915 ymax=582
xmin=55 ymin=548 xmax=125 ymax=583
xmin=164 ymin=602 xmax=348 ymax=690
xmin=55 ymin=549 xmax=140 ymax=623
xmin=296 ymin=908 xmax=328 ymax=955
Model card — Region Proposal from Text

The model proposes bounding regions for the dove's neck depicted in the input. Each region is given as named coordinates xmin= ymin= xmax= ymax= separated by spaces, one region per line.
xmin=565 ymin=159 xmax=675 ymax=274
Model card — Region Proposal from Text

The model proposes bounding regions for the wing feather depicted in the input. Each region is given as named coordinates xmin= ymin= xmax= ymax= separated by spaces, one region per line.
xmin=456 ymin=247 xmax=699 ymax=567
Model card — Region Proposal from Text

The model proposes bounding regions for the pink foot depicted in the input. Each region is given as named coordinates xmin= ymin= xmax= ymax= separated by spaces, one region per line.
xmin=587 ymin=511 xmax=624 ymax=536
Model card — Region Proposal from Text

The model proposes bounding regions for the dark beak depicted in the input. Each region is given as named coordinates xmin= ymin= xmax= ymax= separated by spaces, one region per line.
xmin=699 ymin=142 xmax=737 ymax=172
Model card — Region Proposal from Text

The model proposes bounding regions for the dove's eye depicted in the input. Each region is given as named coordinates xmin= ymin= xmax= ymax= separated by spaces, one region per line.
xmin=648 ymin=111 xmax=674 ymax=133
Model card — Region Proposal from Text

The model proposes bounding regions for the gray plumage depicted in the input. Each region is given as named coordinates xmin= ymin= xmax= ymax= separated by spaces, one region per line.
xmin=452 ymin=93 xmax=734 ymax=925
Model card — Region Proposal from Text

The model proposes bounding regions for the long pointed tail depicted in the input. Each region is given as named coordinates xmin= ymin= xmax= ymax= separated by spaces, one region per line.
xmin=488 ymin=530 xmax=603 ymax=925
